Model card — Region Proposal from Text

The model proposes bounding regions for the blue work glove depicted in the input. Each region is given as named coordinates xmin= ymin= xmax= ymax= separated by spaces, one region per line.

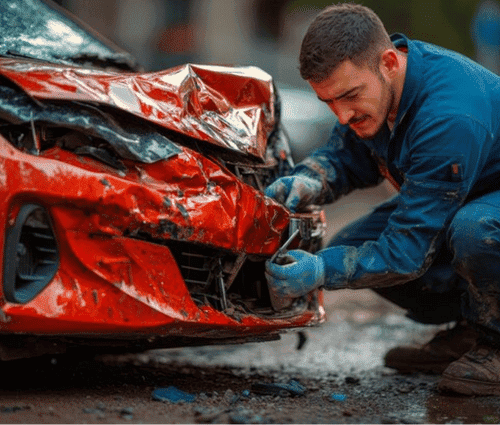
xmin=265 ymin=250 xmax=325 ymax=298
xmin=265 ymin=175 xmax=322 ymax=212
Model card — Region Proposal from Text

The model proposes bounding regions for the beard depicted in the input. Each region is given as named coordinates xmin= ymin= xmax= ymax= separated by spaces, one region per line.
xmin=351 ymin=77 xmax=395 ymax=140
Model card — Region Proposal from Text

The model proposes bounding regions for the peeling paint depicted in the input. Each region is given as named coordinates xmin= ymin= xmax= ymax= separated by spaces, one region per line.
xmin=21 ymin=276 xmax=68 ymax=318
xmin=113 ymin=280 xmax=186 ymax=321
xmin=0 ymin=160 xmax=7 ymax=187
xmin=0 ymin=309 xmax=11 ymax=324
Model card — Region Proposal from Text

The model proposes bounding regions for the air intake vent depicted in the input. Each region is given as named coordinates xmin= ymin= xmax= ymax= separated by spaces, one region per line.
xmin=3 ymin=204 xmax=59 ymax=303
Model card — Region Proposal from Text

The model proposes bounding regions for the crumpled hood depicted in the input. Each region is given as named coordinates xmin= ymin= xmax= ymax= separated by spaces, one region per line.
xmin=0 ymin=58 xmax=276 ymax=162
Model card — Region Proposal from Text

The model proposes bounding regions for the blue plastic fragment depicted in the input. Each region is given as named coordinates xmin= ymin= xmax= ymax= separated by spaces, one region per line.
xmin=152 ymin=386 xmax=196 ymax=403
xmin=330 ymin=393 xmax=347 ymax=402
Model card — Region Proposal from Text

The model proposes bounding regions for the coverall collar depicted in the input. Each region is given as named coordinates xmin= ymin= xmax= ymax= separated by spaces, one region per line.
xmin=390 ymin=33 xmax=425 ymax=132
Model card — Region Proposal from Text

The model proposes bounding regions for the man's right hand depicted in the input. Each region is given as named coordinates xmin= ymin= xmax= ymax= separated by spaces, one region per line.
xmin=264 ymin=175 xmax=322 ymax=212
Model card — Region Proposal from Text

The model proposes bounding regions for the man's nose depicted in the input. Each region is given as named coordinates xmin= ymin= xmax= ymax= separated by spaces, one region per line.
xmin=330 ymin=103 xmax=355 ymax=125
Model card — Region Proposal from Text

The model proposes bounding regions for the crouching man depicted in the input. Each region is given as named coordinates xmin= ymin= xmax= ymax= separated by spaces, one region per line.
xmin=265 ymin=3 xmax=500 ymax=396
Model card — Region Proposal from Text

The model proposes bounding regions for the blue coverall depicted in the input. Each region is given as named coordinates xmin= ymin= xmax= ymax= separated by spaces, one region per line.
xmin=296 ymin=34 xmax=500 ymax=345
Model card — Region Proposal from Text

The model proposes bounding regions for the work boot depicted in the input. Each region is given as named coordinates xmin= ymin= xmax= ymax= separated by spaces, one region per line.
xmin=384 ymin=321 xmax=478 ymax=374
xmin=438 ymin=343 xmax=500 ymax=396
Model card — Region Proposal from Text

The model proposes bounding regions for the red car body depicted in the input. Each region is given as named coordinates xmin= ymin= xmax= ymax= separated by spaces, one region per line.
xmin=0 ymin=0 xmax=325 ymax=360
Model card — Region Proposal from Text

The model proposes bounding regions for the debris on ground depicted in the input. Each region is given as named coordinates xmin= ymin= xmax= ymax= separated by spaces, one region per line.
xmin=296 ymin=331 xmax=308 ymax=350
xmin=345 ymin=376 xmax=360 ymax=385
xmin=0 ymin=404 xmax=32 ymax=413
xmin=152 ymin=386 xmax=196 ymax=403
xmin=250 ymin=379 xmax=307 ymax=397
xmin=330 ymin=393 xmax=347 ymax=402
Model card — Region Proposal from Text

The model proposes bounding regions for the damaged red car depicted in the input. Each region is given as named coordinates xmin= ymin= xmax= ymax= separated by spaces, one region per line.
xmin=0 ymin=0 xmax=326 ymax=360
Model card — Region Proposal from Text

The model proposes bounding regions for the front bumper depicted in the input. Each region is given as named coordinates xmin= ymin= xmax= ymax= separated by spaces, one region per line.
xmin=0 ymin=137 xmax=325 ymax=343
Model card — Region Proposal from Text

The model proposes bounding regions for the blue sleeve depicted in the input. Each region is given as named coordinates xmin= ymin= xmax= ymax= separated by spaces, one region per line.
xmin=292 ymin=122 xmax=383 ymax=204
xmin=317 ymin=115 xmax=491 ymax=289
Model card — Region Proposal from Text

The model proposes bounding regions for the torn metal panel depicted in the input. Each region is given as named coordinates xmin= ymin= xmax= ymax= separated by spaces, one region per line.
xmin=0 ymin=84 xmax=181 ymax=163
xmin=0 ymin=59 xmax=275 ymax=162
xmin=0 ymin=140 xmax=288 ymax=253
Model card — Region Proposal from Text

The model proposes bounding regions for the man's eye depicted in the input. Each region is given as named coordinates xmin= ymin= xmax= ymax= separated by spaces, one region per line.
xmin=345 ymin=93 xmax=358 ymax=100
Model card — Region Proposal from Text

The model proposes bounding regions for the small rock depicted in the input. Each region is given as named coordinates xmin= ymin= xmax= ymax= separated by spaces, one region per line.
xmin=345 ymin=376 xmax=360 ymax=385
xmin=193 ymin=407 xmax=224 ymax=423
xmin=119 ymin=407 xmax=134 ymax=421
xmin=222 ymin=389 xmax=235 ymax=404
xmin=398 ymin=384 xmax=416 ymax=394
xmin=120 ymin=407 xmax=134 ymax=416
xmin=229 ymin=412 xmax=266 ymax=424
xmin=0 ymin=405 xmax=31 ymax=414
xmin=445 ymin=420 xmax=464 ymax=424
xmin=96 ymin=402 xmax=106 ymax=411
xmin=198 ymin=393 xmax=209 ymax=402
xmin=83 ymin=410 xmax=105 ymax=419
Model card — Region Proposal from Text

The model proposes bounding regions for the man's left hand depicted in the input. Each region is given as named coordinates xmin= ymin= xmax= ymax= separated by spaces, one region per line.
xmin=265 ymin=250 xmax=325 ymax=298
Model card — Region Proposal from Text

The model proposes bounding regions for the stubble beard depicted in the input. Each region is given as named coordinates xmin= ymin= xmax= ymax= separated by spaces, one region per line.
xmin=356 ymin=78 xmax=395 ymax=140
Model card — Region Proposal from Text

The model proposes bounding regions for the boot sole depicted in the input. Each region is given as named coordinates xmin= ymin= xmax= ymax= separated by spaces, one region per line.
xmin=385 ymin=361 xmax=450 ymax=375
xmin=438 ymin=374 xmax=500 ymax=396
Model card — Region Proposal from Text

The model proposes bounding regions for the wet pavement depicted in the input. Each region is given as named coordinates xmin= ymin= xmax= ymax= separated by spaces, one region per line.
xmin=0 ymin=290 xmax=499 ymax=423
xmin=145 ymin=289 xmax=500 ymax=424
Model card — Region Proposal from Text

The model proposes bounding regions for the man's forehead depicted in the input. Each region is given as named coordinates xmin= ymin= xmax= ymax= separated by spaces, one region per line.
xmin=311 ymin=60 xmax=366 ymax=98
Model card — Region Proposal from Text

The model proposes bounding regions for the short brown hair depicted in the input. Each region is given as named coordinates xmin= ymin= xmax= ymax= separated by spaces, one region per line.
xmin=299 ymin=3 xmax=393 ymax=83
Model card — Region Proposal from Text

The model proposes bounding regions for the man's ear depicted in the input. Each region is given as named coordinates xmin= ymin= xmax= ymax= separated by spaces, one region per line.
xmin=379 ymin=49 xmax=399 ymax=79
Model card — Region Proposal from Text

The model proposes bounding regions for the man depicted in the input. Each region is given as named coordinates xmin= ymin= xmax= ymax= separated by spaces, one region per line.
xmin=265 ymin=2 xmax=500 ymax=396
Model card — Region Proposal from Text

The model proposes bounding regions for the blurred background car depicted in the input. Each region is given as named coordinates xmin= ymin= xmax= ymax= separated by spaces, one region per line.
xmin=277 ymin=83 xmax=334 ymax=162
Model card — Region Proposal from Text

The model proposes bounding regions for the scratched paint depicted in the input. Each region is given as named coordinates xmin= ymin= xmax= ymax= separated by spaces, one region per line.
xmin=0 ymin=57 xmax=325 ymax=343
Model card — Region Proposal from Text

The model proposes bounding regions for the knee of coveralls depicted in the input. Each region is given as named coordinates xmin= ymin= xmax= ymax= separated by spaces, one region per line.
xmin=328 ymin=197 xmax=463 ymax=324
xmin=448 ymin=192 xmax=500 ymax=345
